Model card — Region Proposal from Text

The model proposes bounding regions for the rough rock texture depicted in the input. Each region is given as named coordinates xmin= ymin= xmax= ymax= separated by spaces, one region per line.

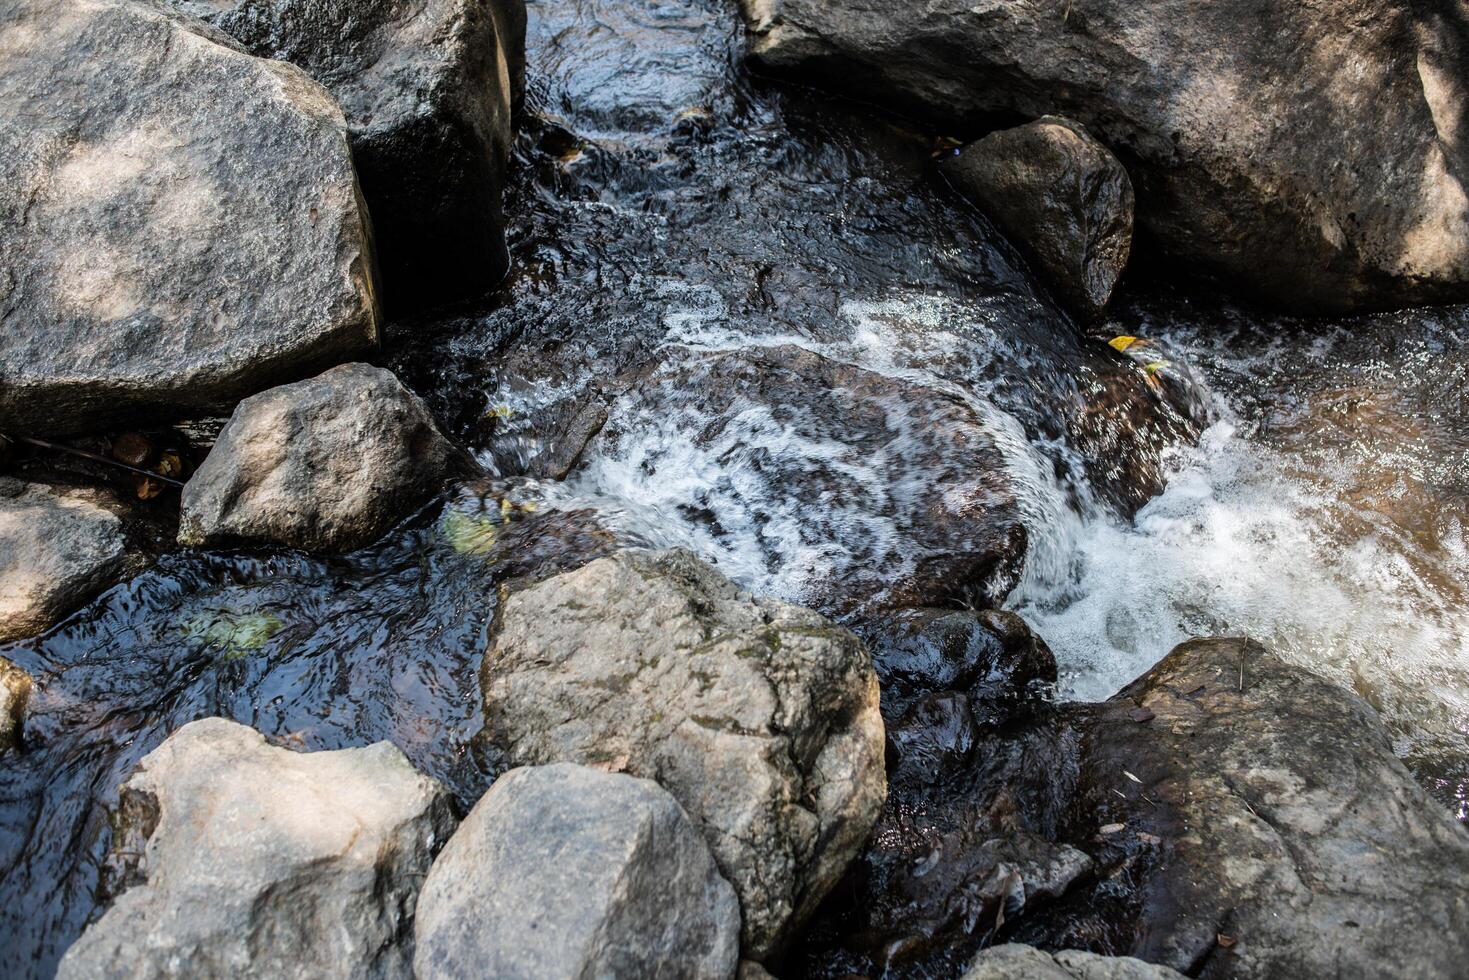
xmin=0 ymin=0 xmax=378 ymax=436
xmin=179 ymin=363 xmax=462 ymax=553
xmin=740 ymin=0 xmax=1469 ymax=312
xmin=57 ymin=717 xmax=456 ymax=980
xmin=0 ymin=478 xmax=131 ymax=642
xmin=556 ymin=344 xmax=1028 ymax=615
xmin=0 ymin=657 xmax=31 ymax=751
xmin=166 ymin=0 xmax=525 ymax=311
xmin=414 ymin=763 xmax=740 ymax=979
xmin=942 ymin=117 xmax=1132 ymax=319
xmin=478 ymin=548 xmax=886 ymax=959
xmin=963 ymin=944 xmax=1183 ymax=980
xmin=1071 ymin=637 xmax=1469 ymax=978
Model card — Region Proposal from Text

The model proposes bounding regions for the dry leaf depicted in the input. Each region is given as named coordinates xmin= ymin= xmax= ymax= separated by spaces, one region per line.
xmin=1217 ymin=933 xmax=1237 ymax=948
xmin=1108 ymin=335 xmax=1138 ymax=352
xmin=134 ymin=475 xmax=165 ymax=500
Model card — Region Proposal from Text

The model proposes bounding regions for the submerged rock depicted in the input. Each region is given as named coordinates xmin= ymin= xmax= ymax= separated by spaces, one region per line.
xmin=0 ymin=657 xmax=31 ymax=751
xmin=57 ymin=717 xmax=455 ymax=980
xmin=0 ymin=478 xmax=132 ymax=642
xmin=557 ymin=344 xmax=1028 ymax=614
xmin=740 ymin=0 xmax=1469 ymax=312
xmin=478 ymin=548 xmax=886 ymax=959
xmin=414 ymin=763 xmax=740 ymax=979
xmin=941 ymin=117 xmax=1132 ymax=320
xmin=179 ymin=363 xmax=463 ymax=553
xmin=963 ymin=944 xmax=1184 ymax=980
xmin=166 ymin=0 xmax=526 ymax=311
xmin=0 ymin=0 xmax=378 ymax=436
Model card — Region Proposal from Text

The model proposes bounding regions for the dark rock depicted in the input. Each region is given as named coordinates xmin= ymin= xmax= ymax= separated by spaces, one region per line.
xmin=0 ymin=657 xmax=31 ymax=751
xmin=0 ymin=0 xmax=378 ymax=436
xmin=57 ymin=718 xmax=456 ymax=980
xmin=942 ymin=117 xmax=1132 ymax=319
xmin=962 ymin=944 xmax=1184 ymax=980
xmin=166 ymin=0 xmax=526 ymax=312
xmin=565 ymin=345 xmax=1028 ymax=615
xmin=739 ymin=0 xmax=1469 ymax=313
xmin=413 ymin=763 xmax=740 ymax=979
xmin=178 ymin=363 xmax=465 ymax=553
xmin=478 ymin=547 xmax=886 ymax=960
xmin=0 ymin=478 xmax=133 ymax=642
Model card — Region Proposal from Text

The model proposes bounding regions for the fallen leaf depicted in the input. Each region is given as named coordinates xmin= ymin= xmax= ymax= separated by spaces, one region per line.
xmin=155 ymin=451 xmax=182 ymax=479
xmin=1217 ymin=933 xmax=1237 ymax=948
xmin=134 ymin=475 xmax=165 ymax=500
xmin=1124 ymin=770 xmax=1142 ymax=784
xmin=1108 ymin=335 xmax=1138 ymax=352
xmin=1144 ymin=359 xmax=1170 ymax=374
xmin=1098 ymin=823 xmax=1125 ymax=835
xmin=484 ymin=404 xmax=515 ymax=419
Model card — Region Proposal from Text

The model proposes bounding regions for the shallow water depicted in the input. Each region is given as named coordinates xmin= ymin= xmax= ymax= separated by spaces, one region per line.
xmin=2 ymin=0 xmax=1467 ymax=974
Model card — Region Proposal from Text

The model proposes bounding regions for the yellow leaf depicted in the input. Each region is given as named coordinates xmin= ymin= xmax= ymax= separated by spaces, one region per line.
xmin=485 ymin=404 xmax=514 ymax=419
xmin=1144 ymin=360 xmax=1170 ymax=374
xmin=1108 ymin=335 xmax=1138 ymax=352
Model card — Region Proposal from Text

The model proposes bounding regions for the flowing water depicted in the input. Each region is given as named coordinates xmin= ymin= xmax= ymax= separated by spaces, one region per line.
xmin=3 ymin=0 xmax=1468 ymax=975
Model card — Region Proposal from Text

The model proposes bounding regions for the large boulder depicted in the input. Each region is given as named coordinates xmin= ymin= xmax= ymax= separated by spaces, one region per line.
xmin=1069 ymin=637 xmax=1469 ymax=977
xmin=963 ymin=945 xmax=1184 ymax=980
xmin=0 ymin=0 xmax=378 ymax=436
xmin=57 ymin=717 xmax=456 ymax=979
xmin=0 ymin=478 xmax=132 ymax=642
xmin=478 ymin=548 xmax=886 ymax=959
xmin=179 ymin=363 xmax=463 ymax=553
xmin=547 ymin=344 xmax=1027 ymax=615
xmin=414 ymin=763 xmax=740 ymax=979
xmin=941 ymin=117 xmax=1133 ymax=319
xmin=740 ymin=0 xmax=1469 ymax=312
xmin=0 ymin=657 xmax=31 ymax=751
xmin=168 ymin=0 xmax=526 ymax=311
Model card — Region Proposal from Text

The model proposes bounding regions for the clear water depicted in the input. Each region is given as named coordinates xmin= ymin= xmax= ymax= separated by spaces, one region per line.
xmin=3 ymin=0 xmax=1467 ymax=975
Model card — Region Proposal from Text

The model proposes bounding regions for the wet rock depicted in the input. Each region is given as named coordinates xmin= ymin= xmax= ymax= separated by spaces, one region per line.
xmin=0 ymin=658 xmax=31 ymax=751
xmin=565 ymin=345 xmax=1028 ymax=614
xmin=57 ymin=717 xmax=456 ymax=980
xmin=0 ymin=478 xmax=131 ymax=642
xmin=166 ymin=0 xmax=525 ymax=311
xmin=963 ymin=944 xmax=1184 ymax=980
xmin=478 ymin=547 xmax=886 ymax=959
xmin=0 ymin=0 xmax=378 ymax=436
xmin=740 ymin=0 xmax=1469 ymax=313
xmin=942 ymin=117 xmax=1132 ymax=320
xmin=1062 ymin=637 xmax=1469 ymax=978
xmin=179 ymin=364 xmax=464 ymax=553
xmin=414 ymin=763 xmax=740 ymax=979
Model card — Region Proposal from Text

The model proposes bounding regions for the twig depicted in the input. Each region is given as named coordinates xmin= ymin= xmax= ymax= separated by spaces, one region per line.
xmin=12 ymin=435 xmax=185 ymax=487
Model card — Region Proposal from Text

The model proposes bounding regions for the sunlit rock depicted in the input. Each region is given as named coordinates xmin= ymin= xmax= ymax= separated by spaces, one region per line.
xmin=414 ymin=763 xmax=740 ymax=979
xmin=740 ymin=0 xmax=1469 ymax=312
xmin=0 ymin=0 xmax=378 ymax=436
xmin=942 ymin=117 xmax=1132 ymax=320
xmin=56 ymin=717 xmax=456 ymax=980
xmin=179 ymin=363 xmax=464 ymax=553
xmin=0 ymin=478 xmax=132 ymax=642
xmin=963 ymin=944 xmax=1184 ymax=980
xmin=165 ymin=0 xmax=526 ymax=311
xmin=478 ymin=548 xmax=886 ymax=959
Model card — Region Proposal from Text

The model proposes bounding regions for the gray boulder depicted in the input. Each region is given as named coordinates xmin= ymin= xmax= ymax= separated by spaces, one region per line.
xmin=963 ymin=945 xmax=1183 ymax=980
xmin=1076 ymin=637 xmax=1469 ymax=977
xmin=740 ymin=0 xmax=1469 ymax=313
xmin=414 ymin=763 xmax=740 ymax=980
xmin=479 ymin=548 xmax=886 ymax=959
xmin=179 ymin=363 xmax=462 ymax=553
xmin=0 ymin=478 xmax=132 ymax=642
xmin=57 ymin=717 xmax=456 ymax=980
xmin=0 ymin=0 xmax=378 ymax=436
xmin=167 ymin=0 xmax=526 ymax=311
xmin=0 ymin=657 xmax=31 ymax=751
xmin=941 ymin=117 xmax=1132 ymax=319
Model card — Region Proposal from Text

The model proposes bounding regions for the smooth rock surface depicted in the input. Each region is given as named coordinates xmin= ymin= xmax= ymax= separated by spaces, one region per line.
xmin=179 ymin=363 xmax=461 ymax=553
xmin=0 ymin=0 xmax=378 ymax=435
xmin=167 ymin=0 xmax=525 ymax=310
xmin=414 ymin=763 xmax=740 ymax=980
xmin=740 ymin=0 xmax=1469 ymax=312
xmin=479 ymin=548 xmax=886 ymax=958
xmin=0 ymin=478 xmax=130 ymax=642
xmin=0 ymin=657 xmax=31 ymax=751
xmin=1074 ymin=637 xmax=1469 ymax=978
xmin=57 ymin=717 xmax=455 ymax=980
xmin=942 ymin=117 xmax=1132 ymax=319
xmin=963 ymin=944 xmax=1183 ymax=980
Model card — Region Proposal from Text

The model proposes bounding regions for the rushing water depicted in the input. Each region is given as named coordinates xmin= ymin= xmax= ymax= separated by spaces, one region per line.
xmin=3 ymin=0 xmax=1468 ymax=975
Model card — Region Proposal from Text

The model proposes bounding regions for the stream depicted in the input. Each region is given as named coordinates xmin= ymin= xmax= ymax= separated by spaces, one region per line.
xmin=2 ymin=0 xmax=1467 ymax=975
